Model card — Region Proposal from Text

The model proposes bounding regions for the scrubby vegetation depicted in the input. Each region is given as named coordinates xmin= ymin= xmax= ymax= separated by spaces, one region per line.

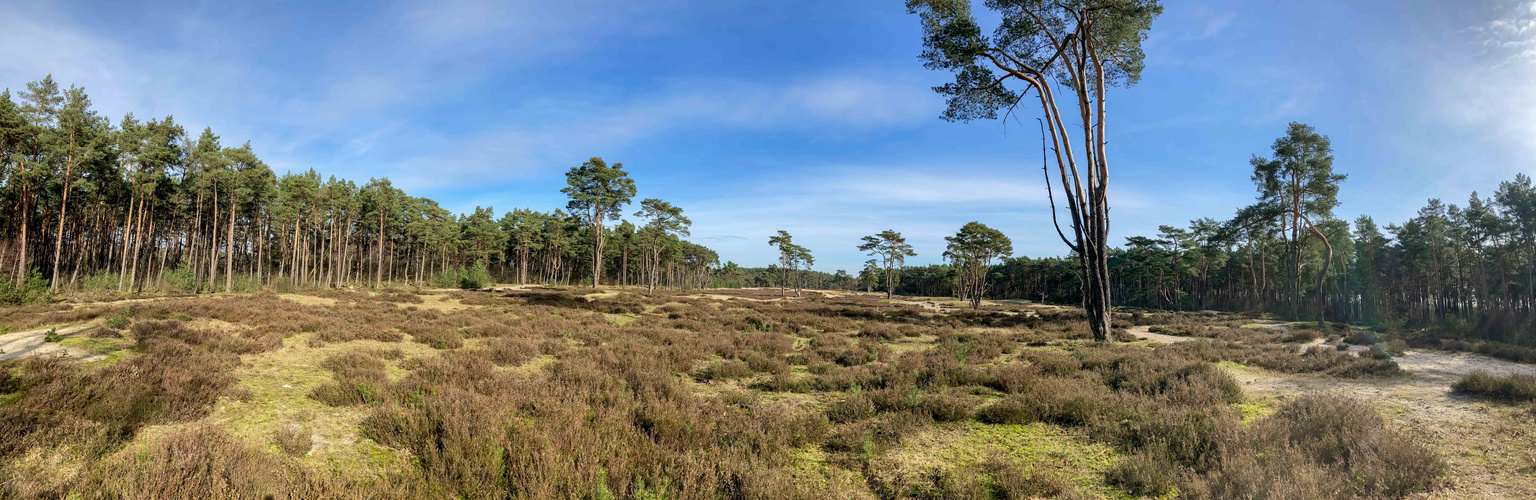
xmin=1453 ymin=371 xmax=1536 ymax=403
xmin=0 ymin=288 xmax=1450 ymax=499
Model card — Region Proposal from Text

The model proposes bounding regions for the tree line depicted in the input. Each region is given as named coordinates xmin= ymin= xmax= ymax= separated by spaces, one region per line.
xmin=878 ymin=124 xmax=1536 ymax=349
xmin=0 ymin=76 xmax=721 ymax=302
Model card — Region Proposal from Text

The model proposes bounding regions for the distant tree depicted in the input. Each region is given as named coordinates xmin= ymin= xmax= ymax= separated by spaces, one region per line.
xmin=634 ymin=199 xmax=690 ymax=293
xmin=859 ymin=230 xmax=916 ymax=299
xmin=364 ymin=178 xmax=397 ymax=289
xmin=791 ymin=244 xmax=814 ymax=297
xmin=768 ymin=230 xmax=801 ymax=297
xmin=460 ymin=205 xmax=504 ymax=267
xmin=769 ymin=231 xmax=813 ymax=297
xmin=222 ymin=143 xmax=264 ymax=292
xmin=1230 ymin=123 xmax=1346 ymax=326
xmin=859 ymin=260 xmax=882 ymax=293
xmin=562 ymin=158 xmax=636 ymax=289
xmin=945 ymin=222 xmax=1012 ymax=309
xmin=1495 ymin=174 xmax=1536 ymax=311
xmin=833 ymin=269 xmax=851 ymax=290
xmin=715 ymin=260 xmax=744 ymax=288
xmin=499 ymin=209 xmax=541 ymax=285
xmin=613 ymin=220 xmax=637 ymax=288
xmin=906 ymin=0 xmax=1162 ymax=340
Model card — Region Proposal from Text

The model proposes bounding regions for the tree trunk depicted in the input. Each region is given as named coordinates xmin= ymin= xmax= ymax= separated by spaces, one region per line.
xmin=49 ymin=162 xmax=73 ymax=293
xmin=117 ymin=187 xmax=135 ymax=291
xmin=225 ymin=195 xmax=236 ymax=292
xmin=207 ymin=185 xmax=220 ymax=292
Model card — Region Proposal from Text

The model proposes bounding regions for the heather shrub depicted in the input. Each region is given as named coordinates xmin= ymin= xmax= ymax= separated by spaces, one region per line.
xmin=694 ymin=359 xmax=754 ymax=381
xmin=826 ymin=393 xmax=877 ymax=423
xmin=919 ymin=393 xmax=974 ymax=422
xmin=1453 ymin=371 xmax=1536 ymax=403
xmin=481 ymin=336 xmax=539 ymax=366
xmin=1201 ymin=394 xmax=1445 ymax=498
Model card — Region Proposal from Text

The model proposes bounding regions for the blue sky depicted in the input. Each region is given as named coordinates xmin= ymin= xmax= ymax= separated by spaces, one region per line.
xmin=3 ymin=0 xmax=1535 ymax=272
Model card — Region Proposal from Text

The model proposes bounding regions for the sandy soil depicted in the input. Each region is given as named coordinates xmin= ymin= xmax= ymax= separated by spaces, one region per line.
xmin=1126 ymin=325 xmax=1195 ymax=344
xmin=0 ymin=324 xmax=103 ymax=362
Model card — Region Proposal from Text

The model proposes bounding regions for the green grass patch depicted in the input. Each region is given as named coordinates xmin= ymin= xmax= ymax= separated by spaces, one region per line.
xmin=1232 ymin=401 xmax=1274 ymax=423
xmin=875 ymin=421 xmax=1129 ymax=499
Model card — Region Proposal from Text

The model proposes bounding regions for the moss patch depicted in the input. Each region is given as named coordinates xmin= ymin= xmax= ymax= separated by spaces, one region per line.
xmin=873 ymin=421 xmax=1128 ymax=498
xmin=204 ymin=333 xmax=433 ymax=481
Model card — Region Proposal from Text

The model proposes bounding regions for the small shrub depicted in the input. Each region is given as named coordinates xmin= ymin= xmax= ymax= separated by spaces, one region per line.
xmin=414 ymin=330 xmax=464 ymax=350
xmin=826 ymin=394 xmax=877 ymax=423
xmin=1343 ymin=330 xmax=1372 ymax=345
xmin=870 ymin=386 xmax=922 ymax=413
xmin=984 ymin=456 xmax=1080 ymax=499
xmin=1019 ymin=349 xmax=1080 ymax=377
xmin=482 ymin=337 xmax=538 ymax=366
xmin=921 ymin=393 xmax=973 ymax=422
xmin=43 ymin=328 xmax=62 ymax=343
xmin=975 ymin=397 xmax=1036 ymax=425
xmin=460 ymin=261 xmax=491 ymax=290
xmin=1205 ymin=394 xmax=1446 ymax=498
xmin=76 ymin=424 xmax=285 ymax=499
xmin=310 ymin=350 xmax=389 ymax=406
xmin=988 ymin=363 xmax=1038 ymax=394
xmin=1106 ymin=451 xmax=1179 ymax=497
xmin=273 ymin=422 xmax=313 ymax=456
xmin=695 ymin=359 xmax=754 ymax=381
xmin=1453 ymin=371 xmax=1536 ymax=403
xmin=0 ymin=271 xmax=49 ymax=305
xmin=744 ymin=352 xmax=788 ymax=374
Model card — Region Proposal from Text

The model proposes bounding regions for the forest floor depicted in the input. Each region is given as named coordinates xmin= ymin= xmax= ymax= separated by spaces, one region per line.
xmin=0 ymin=288 xmax=1530 ymax=498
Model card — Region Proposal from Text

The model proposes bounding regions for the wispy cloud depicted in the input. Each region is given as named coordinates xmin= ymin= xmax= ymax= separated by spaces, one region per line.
xmin=1476 ymin=0 xmax=1536 ymax=62
xmin=1238 ymin=68 xmax=1321 ymax=127
xmin=384 ymin=72 xmax=941 ymax=192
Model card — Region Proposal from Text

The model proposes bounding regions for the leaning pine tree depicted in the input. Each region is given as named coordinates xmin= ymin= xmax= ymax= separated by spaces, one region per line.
xmin=906 ymin=0 xmax=1162 ymax=341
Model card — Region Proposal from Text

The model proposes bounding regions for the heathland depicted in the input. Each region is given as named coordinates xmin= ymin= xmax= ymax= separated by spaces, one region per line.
xmin=2 ymin=286 xmax=1532 ymax=499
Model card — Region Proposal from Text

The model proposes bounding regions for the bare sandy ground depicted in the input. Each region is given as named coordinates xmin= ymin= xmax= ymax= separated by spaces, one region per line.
xmin=0 ymin=324 xmax=102 ymax=362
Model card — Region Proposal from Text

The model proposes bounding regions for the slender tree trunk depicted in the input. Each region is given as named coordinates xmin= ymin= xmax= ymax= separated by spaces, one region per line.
xmin=117 ymin=187 xmax=136 ymax=290
xmin=49 ymin=161 xmax=74 ymax=293
xmin=375 ymin=211 xmax=384 ymax=288
xmin=224 ymin=195 xmax=236 ymax=292
xmin=130 ymin=196 xmax=148 ymax=293
xmin=208 ymin=186 xmax=220 ymax=293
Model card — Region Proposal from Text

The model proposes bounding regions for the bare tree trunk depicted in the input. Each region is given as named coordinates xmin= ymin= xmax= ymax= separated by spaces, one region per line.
xmin=117 ymin=187 xmax=135 ymax=291
xmin=207 ymin=185 xmax=220 ymax=292
xmin=50 ymin=161 xmax=74 ymax=293
xmin=224 ymin=195 xmax=236 ymax=292
xmin=258 ymin=213 xmax=267 ymax=286
xmin=375 ymin=211 xmax=384 ymax=289
xmin=130 ymin=196 xmax=148 ymax=293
